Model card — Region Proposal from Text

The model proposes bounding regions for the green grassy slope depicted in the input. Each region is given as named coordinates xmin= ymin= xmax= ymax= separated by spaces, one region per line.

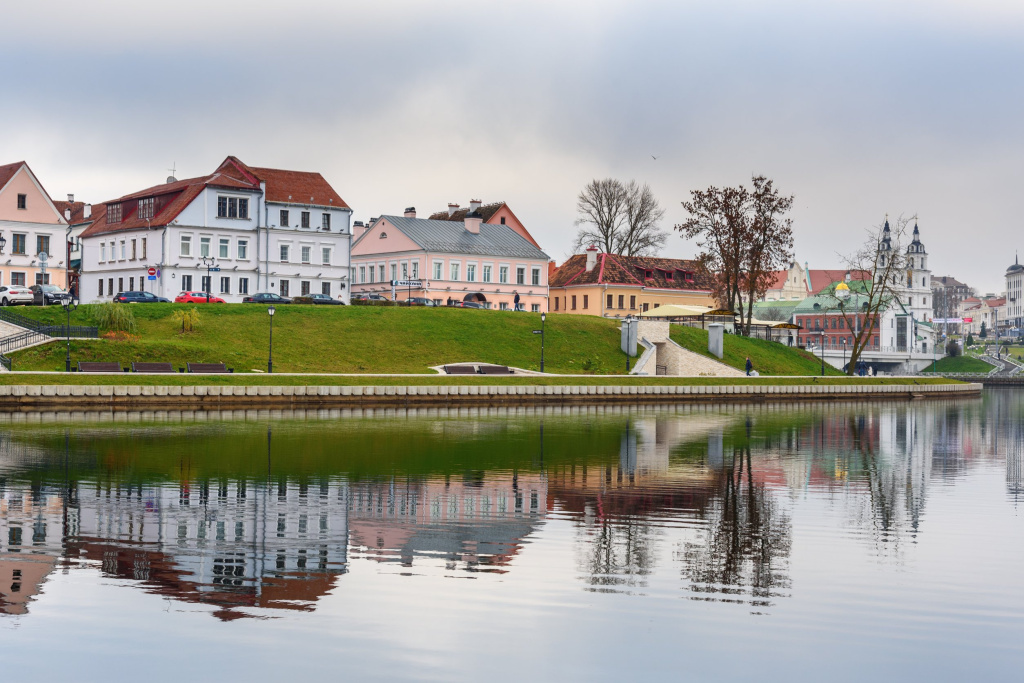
xmin=920 ymin=355 xmax=994 ymax=373
xmin=670 ymin=326 xmax=845 ymax=376
xmin=9 ymin=304 xmax=625 ymax=374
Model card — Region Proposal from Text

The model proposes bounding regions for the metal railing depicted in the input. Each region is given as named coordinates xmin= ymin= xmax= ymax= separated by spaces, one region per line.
xmin=0 ymin=329 xmax=50 ymax=355
xmin=0 ymin=354 xmax=10 ymax=371
xmin=0 ymin=307 xmax=98 ymax=338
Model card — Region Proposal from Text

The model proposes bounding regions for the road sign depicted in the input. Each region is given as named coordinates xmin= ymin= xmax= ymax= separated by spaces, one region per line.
xmin=963 ymin=317 xmax=973 ymax=323
xmin=391 ymin=280 xmax=423 ymax=287
xmin=532 ymin=330 xmax=542 ymax=334
xmin=147 ymin=276 xmax=156 ymax=281
xmin=147 ymin=267 xmax=157 ymax=276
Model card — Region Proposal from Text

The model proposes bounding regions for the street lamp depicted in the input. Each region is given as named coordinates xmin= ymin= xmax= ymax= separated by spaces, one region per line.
xmin=841 ymin=337 xmax=847 ymax=374
xmin=540 ymin=312 xmax=546 ymax=373
xmin=60 ymin=297 xmax=78 ymax=372
xmin=199 ymin=255 xmax=216 ymax=302
xmin=267 ymin=305 xmax=276 ymax=374
xmin=624 ymin=314 xmax=634 ymax=372
xmin=819 ymin=330 xmax=825 ymax=376
xmin=0 ymin=233 xmax=6 ymax=254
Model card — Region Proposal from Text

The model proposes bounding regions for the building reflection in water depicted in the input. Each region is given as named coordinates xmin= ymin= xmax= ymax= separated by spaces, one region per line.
xmin=1 ymin=392 xmax=1021 ymax=619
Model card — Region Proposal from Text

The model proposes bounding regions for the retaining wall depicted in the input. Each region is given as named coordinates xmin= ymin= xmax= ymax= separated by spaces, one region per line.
xmin=0 ymin=382 xmax=982 ymax=409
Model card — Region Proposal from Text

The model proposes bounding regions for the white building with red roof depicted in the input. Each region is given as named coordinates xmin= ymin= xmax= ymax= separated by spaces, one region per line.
xmin=79 ymin=156 xmax=352 ymax=303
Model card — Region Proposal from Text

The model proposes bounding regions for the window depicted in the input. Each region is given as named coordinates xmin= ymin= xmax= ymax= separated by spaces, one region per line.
xmin=516 ymin=267 xmax=525 ymax=285
xmin=120 ymin=241 xmax=126 ymax=260
xmin=322 ymin=247 xmax=331 ymax=265
xmin=141 ymin=238 xmax=147 ymax=260
xmin=531 ymin=304 xmax=540 ymax=313
xmin=499 ymin=266 xmax=508 ymax=284
xmin=17 ymin=194 xmax=26 ymax=210
xmin=482 ymin=265 xmax=492 ymax=283
xmin=630 ymin=295 xmax=636 ymax=310
xmin=532 ymin=268 xmax=540 ymax=285
xmin=200 ymin=276 xmax=210 ymax=292
xmin=607 ymin=294 xmax=613 ymax=309
xmin=280 ymin=244 xmax=290 ymax=262
xmin=280 ymin=210 xmax=290 ymax=227
xmin=322 ymin=282 xmax=331 ymax=296
xmin=378 ymin=265 xmax=385 ymax=282
xmin=11 ymin=272 xmax=25 ymax=286
xmin=583 ymin=295 xmax=589 ymax=309
xmin=500 ymin=216 xmax=506 ymax=225
xmin=411 ymin=261 xmax=419 ymax=279
xmin=98 ymin=279 xmax=104 ymax=296
xmin=301 ymin=281 xmax=311 ymax=295
xmin=301 ymin=211 xmax=310 ymax=228
xmin=217 ymin=196 xmax=249 ymax=219
xmin=301 ymin=246 xmax=311 ymax=264
xmin=322 ymin=213 xmax=331 ymax=230
xmin=129 ymin=276 xmax=134 ymax=291
xmin=200 ymin=237 xmax=211 ymax=258
xmin=36 ymin=272 xmax=51 ymax=285
xmin=100 ymin=242 xmax=107 ymax=261
xmin=390 ymin=263 xmax=398 ymax=281
xmin=108 ymin=277 xmax=114 ymax=293
xmin=220 ymin=277 xmax=230 ymax=294
xmin=130 ymin=239 xmax=137 ymax=260
xmin=180 ymin=235 xmax=192 ymax=256
xmin=237 ymin=240 xmax=247 ymax=259
xmin=138 ymin=197 xmax=154 ymax=220
xmin=450 ymin=263 xmax=460 ymax=281
xmin=555 ymin=298 xmax=560 ymax=311
xmin=618 ymin=295 xmax=624 ymax=309
xmin=359 ymin=266 xmax=366 ymax=283
xmin=280 ymin=280 xmax=289 ymax=297
xmin=571 ymin=295 xmax=577 ymax=310
xmin=118 ymin=277 xmax=124 ymax=292
xmin=467 ymin=264 xmax=476 ymax=282
xmin=12 ymin=234 xmax=26 ymax=255
xmin=500 ymin=302 xmax=509 ymax=311
xmin=219 ymin=238 xmax=229 ymax=259
xmin=239 ymin=277 xmax=249 ymax=294
xmin=433 ymin=262 xmax=443 ymax=279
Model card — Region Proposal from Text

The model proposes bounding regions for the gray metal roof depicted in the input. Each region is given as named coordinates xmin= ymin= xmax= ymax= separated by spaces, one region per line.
xmin=376 ymin=215 xmax=549 ymax=260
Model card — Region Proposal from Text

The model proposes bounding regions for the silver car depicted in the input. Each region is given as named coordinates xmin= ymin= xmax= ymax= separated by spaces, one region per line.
xmin=0 ymin=285 xmax=34 ymax=306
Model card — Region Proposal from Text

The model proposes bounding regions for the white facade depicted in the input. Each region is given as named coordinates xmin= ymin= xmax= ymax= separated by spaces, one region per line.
xmin=80 ymin=181 xmax=352 ymax=303
xmin=1005 ymin=258 xmax=1024 ymax=330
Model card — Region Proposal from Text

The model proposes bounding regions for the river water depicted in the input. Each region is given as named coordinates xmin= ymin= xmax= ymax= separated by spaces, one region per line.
xmin=1 ymin=390 xmax=1022 ymax=681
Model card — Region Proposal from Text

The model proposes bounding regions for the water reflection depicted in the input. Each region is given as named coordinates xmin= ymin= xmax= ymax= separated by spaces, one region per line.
xmin=1 ymin=391 xmax=1022 ymax=623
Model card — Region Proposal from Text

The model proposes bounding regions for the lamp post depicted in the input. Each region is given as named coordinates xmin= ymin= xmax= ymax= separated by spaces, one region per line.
xmin=540 ymin=312 xmax=546 ymax=373
xmin=841 ymin=337 xmax=847 ymax=374
xmin=60 ymin=297 xmax=78 ymax=372
xmin=199 ymin=255 xmax=216 ymax=302
xmin=819 ymin=330 xmax=825 ymax=376
xmin=267 ymin=305 xmax=275 ymax=373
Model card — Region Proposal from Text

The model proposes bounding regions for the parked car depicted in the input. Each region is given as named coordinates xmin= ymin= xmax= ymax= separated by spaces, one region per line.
xmin=0 ymin=285 xmax=34 ymax=306
xmin=112 ymin=291 xmax=171 ymax=303
xmin=174 ymin=291 xmax=226 ymax=304
xmin=29 ymin=284 xmax=72 ymax=306
xmin=352 ymin=293 xmax=389 ymax=301
xmin=404 ymin=297 xmax=438 ymax=307
xmin=242 ymin=293 xmax=292 ymax=304
xmin=457 ymin=301 xmax=485 ymax=309
xmin=307 ymin=293 xmax=345 ymax=305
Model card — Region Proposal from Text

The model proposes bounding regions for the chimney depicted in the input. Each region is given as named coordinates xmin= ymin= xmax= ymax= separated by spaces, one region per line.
xmin=67 ymin=193 xmax=75 ymax=203
xmin=447 ymin=203 xmax=459 ymax=217
xmin=84 ymin=204 xmax=92 ymax=219
xmin=404 ymin=207 xmax=416 ymax=218
xmin=469 ymin=198 xmax=482 ymax=213
xmin=586 ymin=245 xmax=599 ymax=271
xmin=352 ymin=220 xmax=366 ymax=239
xmin=464 ymin=215 xmax=482 ymax=234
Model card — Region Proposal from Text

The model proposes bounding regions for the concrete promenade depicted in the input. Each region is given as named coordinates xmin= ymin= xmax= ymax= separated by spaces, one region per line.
xmin=0 ymin=381 xmax=981 ymax=409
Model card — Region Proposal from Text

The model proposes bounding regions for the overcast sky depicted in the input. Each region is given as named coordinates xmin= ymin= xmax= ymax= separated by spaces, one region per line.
xmin=3 ymin=0 xmax=1022 ymax=293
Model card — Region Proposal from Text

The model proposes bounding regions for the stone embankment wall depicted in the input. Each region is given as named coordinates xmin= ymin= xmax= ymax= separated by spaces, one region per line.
xmin=0 ymin=382 xmax=981 ymax=409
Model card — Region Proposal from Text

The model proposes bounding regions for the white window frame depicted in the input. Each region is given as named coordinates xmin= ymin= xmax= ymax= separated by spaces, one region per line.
xmin=301 ymin=245 xmax=312 ymax=264
xmin=280 ymin=244 xmax=290 ymax=262
xmin=450 ymin=261 xmax=460 ymax=282
xmin=390 ymin=263 xmax=398 ymax=281
xmin=482 ymin=264 xmax=492 ymax=283
xmin=322 ymin=247 xmax=331 ymax=266
xmin=411 ymin=260 xmax=419 ymax=279
xmin=516 ymin=266 xmax=525 ymax=285
xmin=200 ymin=236 xmax=211 ymax=258
xmin=180 ymin=234 xmax=192 ymax=257
xmin=532 ymin=267 xmax=541 ymax=286
xmin=219 ymin=237 xmax=230 ymax=259
xmin=100 ymin=242 xmax=106 ymax=262
xmin=237 ymin=240 xmax=248 ymax=260
xmin=466 ymin=264 xmax=476 ymax=283
xmin=432 ymin=261 xmax=443 ymax=280
xmin=238 ymin=277 xmax=249 ymax=295
xmin=359 ymin=266 xmax=366 ymax=283
xmin=499 ymin=265 xmax=509 ymax=284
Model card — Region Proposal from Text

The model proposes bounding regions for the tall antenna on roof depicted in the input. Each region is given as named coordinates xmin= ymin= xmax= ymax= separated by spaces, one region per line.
xmin=166 ymin=162 xmax=177 ymax=184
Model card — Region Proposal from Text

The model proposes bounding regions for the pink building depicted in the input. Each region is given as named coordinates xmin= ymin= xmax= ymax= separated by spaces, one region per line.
xmin=351 ymin=202 xmax=550 ymax=311
xmin=0 ymin=161 xmax=71 ymax=290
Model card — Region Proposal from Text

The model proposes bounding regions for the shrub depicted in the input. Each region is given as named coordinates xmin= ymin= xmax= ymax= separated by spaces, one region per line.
xmin=351 ymin=299 xmax=394 ymax=306
xmin=945 ymin=340 xmax=960 ymax=358
xmin=291 ymin=296 xmax=314 ymax=305
xmin=95 ymin=303 xmax=137 ymax=333
xmin=172 ymin=307 xmax=201 ymax=333
xmin=966 ymin=333 xmax=975 ymax=347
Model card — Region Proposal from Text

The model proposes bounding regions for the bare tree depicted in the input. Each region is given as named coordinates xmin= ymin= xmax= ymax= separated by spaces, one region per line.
xmin=819 ymin=216 xmax=912 ymax=375
xmin=677 ymin=185 xmax=750 ymax=314
xmin=573 ymin=179 xmax=667 ymax=256
xmin=739 ymin=176 xmax=794 ymax=335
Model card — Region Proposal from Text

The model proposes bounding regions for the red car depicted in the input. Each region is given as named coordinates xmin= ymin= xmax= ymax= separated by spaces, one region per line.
xmin=175 ymin=291 xmax=226 ymax=304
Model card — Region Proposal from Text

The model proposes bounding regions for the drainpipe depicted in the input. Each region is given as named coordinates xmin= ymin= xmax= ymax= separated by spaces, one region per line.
xmin=160 ymin=225 xmax=167 ymax=297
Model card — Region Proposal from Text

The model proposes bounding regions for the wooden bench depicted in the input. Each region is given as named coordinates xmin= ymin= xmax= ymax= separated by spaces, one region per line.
xmin=186 ymin=362 xmax=233 ymax=373
xmin=77 ymin=361 xmax=124 ymax=373
xmin=443 ymin=365 xmax=478 ymax=374
xmin=131 ymin=362 xmax=176 ymax=373
xmin=478 ymin=365 xmax=513 ymax=374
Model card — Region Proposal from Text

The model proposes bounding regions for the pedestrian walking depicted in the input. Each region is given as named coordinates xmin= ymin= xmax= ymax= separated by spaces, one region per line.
xmin=513 ymin=291 xmax=521 ymax=311
xmin=745 ymin=357 xmax=753 ymax=376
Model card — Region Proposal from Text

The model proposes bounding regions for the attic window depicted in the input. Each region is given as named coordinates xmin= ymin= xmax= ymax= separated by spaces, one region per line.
xmin=379 ymin=232 xmax=387 ymax=239
xmin=138 ymin=197 xmax=154 ymax=221
xmin=17 ymin=194 xmax=27 ymax=210
xmin=665 ymin=271 xmax=673 ymax=280
xmin=500 ymin=217 xmax=506 ymax=225
xmin=108 ymin=203 xmax=123 ymax=223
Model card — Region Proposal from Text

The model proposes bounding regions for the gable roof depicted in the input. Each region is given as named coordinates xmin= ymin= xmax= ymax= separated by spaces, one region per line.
xmin=0 ymin=160 xmax=66 ymax=224
xmin=0 ymin=161 xmax=26 ymax=192
xmin=220 ymin=156 xmax=348 ymax=209
xmin=362 ymin=215 xmax=548 ymax=260
xmin=550 ymin=253 xmax=712 ymax=291
xmin=428 ymin=202 xmax=505 ymax=223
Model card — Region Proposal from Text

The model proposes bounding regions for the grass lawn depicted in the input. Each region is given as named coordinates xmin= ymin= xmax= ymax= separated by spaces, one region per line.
xmin=920 ymin=355 xmax=994 ymax=373
xmin=10 ymin=304 xmax=850 ymax=377
xmin=670 ymin=326 xmax=845 ymax=376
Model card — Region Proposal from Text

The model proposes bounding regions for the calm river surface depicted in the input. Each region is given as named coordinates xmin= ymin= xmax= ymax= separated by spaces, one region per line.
xmin=1 ymin=390 xmax=1023 ymax=681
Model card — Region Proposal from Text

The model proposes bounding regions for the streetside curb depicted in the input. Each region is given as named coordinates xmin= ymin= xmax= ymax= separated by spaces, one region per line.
xmin=0 ymin=382 xmax=983 ymax=409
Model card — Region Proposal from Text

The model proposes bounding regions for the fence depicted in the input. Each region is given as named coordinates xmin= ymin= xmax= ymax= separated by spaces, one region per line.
xmin=0 ymin=307 xmax=98 ymax=338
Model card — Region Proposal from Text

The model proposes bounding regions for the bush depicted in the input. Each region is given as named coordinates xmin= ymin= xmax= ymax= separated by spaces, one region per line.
xmin=291 ymin=296 xmax=314 ymax=305
xmin=966 ymin=333 xmax=975 ymax=347
xmin=945 ymin=340 xmax=960 ymax=358
xmin=351 ymin=299 xmax=394 ymax=306
xmin=95 ymin=303 xmax=137 ymax=333
xmin=172 ymin=307 xmax=200 ymax=333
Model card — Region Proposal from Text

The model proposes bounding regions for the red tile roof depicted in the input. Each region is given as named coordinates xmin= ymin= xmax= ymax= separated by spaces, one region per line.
xmin=550 ymin=253 xmax=711 ymax=291
xmin=219 ymin=156 xmax=348 ymax=209
xmin=766 ymin=270 xmax=789 ymax=290
xmin=808 ymin=269 xmax=870 ymax=294
xmin=0 ymin=161 xmax=26 ymax=191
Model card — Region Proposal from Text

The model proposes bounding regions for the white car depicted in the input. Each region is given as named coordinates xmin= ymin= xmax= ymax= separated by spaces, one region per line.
xmin=0 ymin=285 xmax=34 ymax=306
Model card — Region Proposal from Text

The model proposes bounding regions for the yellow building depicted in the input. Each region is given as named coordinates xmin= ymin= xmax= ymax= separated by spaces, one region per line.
xmin=548 ymin=247 xmax=715 ymax=317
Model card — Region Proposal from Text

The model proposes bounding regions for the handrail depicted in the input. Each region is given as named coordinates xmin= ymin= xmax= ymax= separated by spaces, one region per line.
xmin=0 ymin=307 xmax=98 ymax=338
xmin=0 ymin=329 xmax=50 ymax=355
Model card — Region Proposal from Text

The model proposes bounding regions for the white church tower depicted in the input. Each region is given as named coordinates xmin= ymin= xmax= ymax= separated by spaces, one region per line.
xmin=904 ymin=222 xmax=932 ymax=322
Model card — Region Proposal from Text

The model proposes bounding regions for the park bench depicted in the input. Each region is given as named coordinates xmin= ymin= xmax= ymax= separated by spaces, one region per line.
xmin=131 ymin=362 xmax=176 ymax=373
xmin=478 ymin=365 xmax=513 ymax=374
xmin=443 ymin=365 xmax=478 ymax=374
xmin=77 ymin=361 xmax=124 ymax=373
xmin=186 ymin=362 xmax=233 ymax=373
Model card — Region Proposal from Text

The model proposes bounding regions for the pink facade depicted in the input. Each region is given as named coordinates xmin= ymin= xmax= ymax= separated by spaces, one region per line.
xmin=351 ymin=215 xmax=550 ymax=311
xmin=0 ymin=162 xmax=70 ymax=289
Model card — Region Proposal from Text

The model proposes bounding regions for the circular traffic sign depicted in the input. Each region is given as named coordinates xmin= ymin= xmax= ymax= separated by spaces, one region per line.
xmin=147 ymin=267 xmax=157 ymax=276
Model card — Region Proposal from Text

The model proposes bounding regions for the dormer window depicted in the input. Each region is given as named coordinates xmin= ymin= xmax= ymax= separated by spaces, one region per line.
xmin=217 ymin=196 xmax=249 ymax=219
xmin=665 ymin=271 xmax=674 ymax=280
xmin=138 ymin=197 xmax=154 ymax=221
xmin=107 ymin=203 xmax=122 ymax=223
